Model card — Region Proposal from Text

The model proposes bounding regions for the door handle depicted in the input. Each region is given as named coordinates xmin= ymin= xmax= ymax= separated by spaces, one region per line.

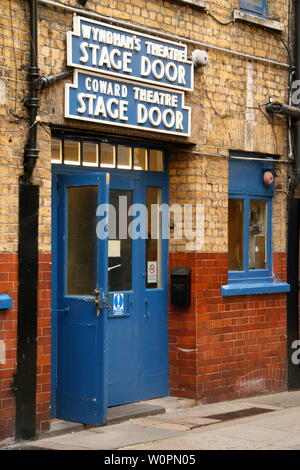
xmin=94 ymin=288 xmax=110 ymax=316
xmin=94 ymin=288 xmax=101 ymax=316
xmin=144 ymin=299 xmax=150 ymax=318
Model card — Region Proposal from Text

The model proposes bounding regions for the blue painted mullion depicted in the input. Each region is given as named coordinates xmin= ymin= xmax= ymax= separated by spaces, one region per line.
xmin=267 ymin=198 xmax=272 ymax=273
xmin=244 ymin=197 xmax=250 ymax=275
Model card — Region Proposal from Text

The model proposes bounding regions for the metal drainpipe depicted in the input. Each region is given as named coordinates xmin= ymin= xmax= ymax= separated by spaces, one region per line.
xmin=24 ymin=0 xmax=40 ymax=183
xmin=15 ymin=0 xmax=39 ymax=441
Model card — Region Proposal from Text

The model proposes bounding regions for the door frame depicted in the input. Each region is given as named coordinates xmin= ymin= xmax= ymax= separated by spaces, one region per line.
xmin=50 ymin=163 xmax=169 ymax=418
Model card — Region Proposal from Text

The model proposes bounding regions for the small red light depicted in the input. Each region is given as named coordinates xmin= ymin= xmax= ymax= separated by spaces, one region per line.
xmin=263 ymin=171 xmax=273 ymax=185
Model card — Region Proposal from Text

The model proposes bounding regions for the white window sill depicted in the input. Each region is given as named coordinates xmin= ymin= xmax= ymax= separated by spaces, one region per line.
xmin=233 ymin=10 xmax=284 ymax=32
xmin=166 ymin=0 xmax=206 ymax=11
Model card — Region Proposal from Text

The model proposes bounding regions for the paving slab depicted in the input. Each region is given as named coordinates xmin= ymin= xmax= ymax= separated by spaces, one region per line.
xmin=38 ymin=402 xmax=165 ymax=439
xmin=121 ymin=432 xmax=266 ymax=451
xmin=106 ymin=402 xmax=165 ymax=425
xmin=138 ymin=397 xmax=197 ymax=412
xmin=133 ymin=415 xmax=220 ymax=430
xmin=23 ymin=421 xmax=184 ymax=451
xmin=235 ymin=390 xmax=300 ymax=409
xmin=206 ymin=422 xmax=300 ymax=447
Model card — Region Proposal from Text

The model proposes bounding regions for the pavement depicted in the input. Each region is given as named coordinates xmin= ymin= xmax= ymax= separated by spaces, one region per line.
xmin=2 ymin=390 xmax=300 ymax=451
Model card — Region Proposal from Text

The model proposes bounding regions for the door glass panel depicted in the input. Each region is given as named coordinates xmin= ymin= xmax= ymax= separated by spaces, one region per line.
xmin=117 ymin=146 xmax=132 ymax=169
xmin=149 ymin=149 xmax=163 ymax=172
xmin=146 ymin=187 xmax=162 ymax=289
xmin=100 ymin=143 xmax=116 ymax=168
xmin=67 ymin=186 xmax=97 ymax=295
xmin=108 ymin=189 xmax=132 ymax=291
xmin=134 ymin=148 xmax=148 ymax=171
xmin=249 ymin=199 xmax=267 ymax=270
xmin=64 ymin=140 xmax=80 ymax=165
xmin=228 ymin=198 xmax=244 ymax=271
xmin=82 ymin=141 xmax=98 ymax=166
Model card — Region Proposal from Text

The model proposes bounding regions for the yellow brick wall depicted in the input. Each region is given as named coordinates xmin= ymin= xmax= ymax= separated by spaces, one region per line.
xmin=0 ymin=0 xmax=291 ymax=254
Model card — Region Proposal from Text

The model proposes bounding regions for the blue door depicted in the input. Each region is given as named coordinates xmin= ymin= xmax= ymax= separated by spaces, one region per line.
xmin=53 ymin=169 xmax=168 ymax=424
xmin=107 ymin=174 xmax=168 ymax=406
xmin=54 ymin=173 xmax=109 ymax=425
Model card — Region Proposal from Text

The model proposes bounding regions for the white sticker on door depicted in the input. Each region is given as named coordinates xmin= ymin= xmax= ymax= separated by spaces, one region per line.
xmin=147 ymin=261 xmax=157 ymax=284
xmin=113 ymin=293 xmax=125 ymax=315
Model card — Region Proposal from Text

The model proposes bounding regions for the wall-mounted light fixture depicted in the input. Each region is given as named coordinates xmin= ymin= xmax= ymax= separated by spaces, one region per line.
xmin=192 ymin=49 xmax=209 ymax=67
xmin=263 ymin=170 xmax=274 ymax=186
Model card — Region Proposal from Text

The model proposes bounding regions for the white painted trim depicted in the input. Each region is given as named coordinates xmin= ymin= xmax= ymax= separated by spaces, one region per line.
xmin=233 ymin=10 xmax=284 ymax=32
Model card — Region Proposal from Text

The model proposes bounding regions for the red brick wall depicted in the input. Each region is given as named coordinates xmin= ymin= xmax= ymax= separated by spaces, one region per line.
xmin=36 ymin=254 xmax=52 ymax=433
xmin=0 ymin=254 xmax=18 ymax=442
xmin=0 ymin=254 xmax=52 ymax=443
xmin=169 ymin=252 xmax=287 ymax=402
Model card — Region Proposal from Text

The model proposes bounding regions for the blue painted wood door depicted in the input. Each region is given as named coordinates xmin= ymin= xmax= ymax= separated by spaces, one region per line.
xmin=107 ymin=174 xmax=168 ymax=406
xmin=55 ymin=173 xmax=109 ymax=425
xmin=53 ymin=170 xmax=168 ymax=423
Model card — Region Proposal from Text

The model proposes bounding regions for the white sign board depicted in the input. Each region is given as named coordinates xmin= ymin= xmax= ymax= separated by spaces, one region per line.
xmin=147 ymin=261 xmax=157 ymax=284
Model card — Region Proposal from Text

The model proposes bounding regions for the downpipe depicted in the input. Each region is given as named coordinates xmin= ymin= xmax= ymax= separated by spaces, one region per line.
xmin=23 ymin=0 xmax=40 ymax=184
xmin=15 ymin=0 xmax=40 ymax=442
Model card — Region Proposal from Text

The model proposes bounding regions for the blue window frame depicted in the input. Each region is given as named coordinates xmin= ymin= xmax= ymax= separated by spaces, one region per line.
xmin=240 ymin=0 xmax=267 ymax=17
xmin=222 ymin=155 xmax=290 ymax=296
xmin=228 ymin=194 xmax=272 ymax=283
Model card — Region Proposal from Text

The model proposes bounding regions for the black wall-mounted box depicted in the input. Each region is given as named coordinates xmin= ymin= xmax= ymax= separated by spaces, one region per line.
xmin=170 ymin=267 xmax=191 ymax=308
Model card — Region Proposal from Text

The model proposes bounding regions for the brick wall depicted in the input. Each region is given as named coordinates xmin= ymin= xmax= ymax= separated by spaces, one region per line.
xmin=36 ymin=254 xmax=52 ymax=433
xmin=169 ymin=252 xmax=287 ymax=402
xmin=0 ymin=254 xmax=51 ymax=443
xmin=0 ymin=254 xmax=17 ymax=442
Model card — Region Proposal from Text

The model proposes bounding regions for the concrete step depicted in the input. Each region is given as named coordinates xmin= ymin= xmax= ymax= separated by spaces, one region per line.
xmin=38 ymin=402 xmax=166 ymax=439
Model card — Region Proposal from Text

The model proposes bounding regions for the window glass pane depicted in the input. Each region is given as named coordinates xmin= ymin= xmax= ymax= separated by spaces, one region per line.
xmin=82 ymin=141 xmax=98 ymax=166
xmin=118 ymin=146 xmax=132 ymax=169
xmin=240 ymin=0 xmax=264 ymax=14
xmin=146 ymin=187 xmax=162 ymax=289
xmin=67 ymin=186 xmax=97 ymax=295
xmin=51 ymin=139 xmax=62 ymax=163
xmin=149 ymin=149 xmax=163 ymax=171
xmin=228 ymin=199 xmax=244 ymax=271
xmin=134 ymin=148 xmax=148 ymax=170
xmin=100 ymin=143 xmax=116 ymax=168
xmin=64 ymin=140 xmax=80 ymax=165
xmin=108 ymin=189 xmax=132 ymax=291
xmin=249 ymin=199 xmax=267 ymax=270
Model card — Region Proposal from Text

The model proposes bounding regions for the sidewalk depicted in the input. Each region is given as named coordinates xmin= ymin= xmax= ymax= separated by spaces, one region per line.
xmin=3 ymin=390 xmax=300 ymax=450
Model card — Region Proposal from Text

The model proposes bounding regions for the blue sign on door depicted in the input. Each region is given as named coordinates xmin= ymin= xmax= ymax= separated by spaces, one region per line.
xmin=113 ymin=293 xmax=124 ymax=316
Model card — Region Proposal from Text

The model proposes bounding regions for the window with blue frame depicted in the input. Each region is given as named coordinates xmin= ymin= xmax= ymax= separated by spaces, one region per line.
xmin=222 ymin=155 xmax=290 ymax=296
xmin=240 ymin=0 xmax=267 ymax=17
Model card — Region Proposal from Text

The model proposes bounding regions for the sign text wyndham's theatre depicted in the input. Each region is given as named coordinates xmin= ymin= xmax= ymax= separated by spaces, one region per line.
xmin=66 ymin=16 xmax=193 ymax=136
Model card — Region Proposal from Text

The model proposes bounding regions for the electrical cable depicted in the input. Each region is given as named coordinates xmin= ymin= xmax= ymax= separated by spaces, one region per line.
xmin=205 ymin=11 xmax=235 ymax=27
xmin=259 ymin=104 xmax=279 ymax=155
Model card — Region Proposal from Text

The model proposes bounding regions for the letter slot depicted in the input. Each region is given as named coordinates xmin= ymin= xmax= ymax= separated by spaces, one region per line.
xmin=170 ymin=267 xmax=191 ymax=308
